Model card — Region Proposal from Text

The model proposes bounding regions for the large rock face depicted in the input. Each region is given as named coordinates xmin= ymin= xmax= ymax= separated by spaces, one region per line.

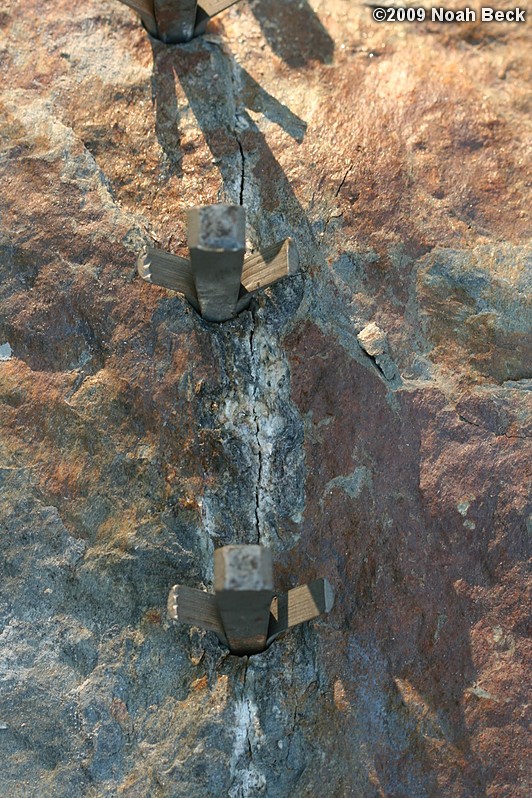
xmin=0 ymin=1 xmax=530 ymax=796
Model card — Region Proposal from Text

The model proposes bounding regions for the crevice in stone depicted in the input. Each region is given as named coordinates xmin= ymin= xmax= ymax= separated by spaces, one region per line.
xmin=362 ymin=350 xmax=389 ymax=381
xmin=358 ymin=347 xmax=400 ymax=387
xmin=246 ymin=718 xmax=253 ymax=763
xmin=65 ymin=370 xmax=88 ymax=401
xmin=321 ymin=209 xmax=344 ymax=243
xmin=227 ymin=53 xmax=246 ymax=206
xmin=335 ymin=162 xmax=354 ymax=197
xmin=200 ymin=41 xmax=306 ymax=553
xmin=237 ymin=138 xmax=245 ymax=207
xmin=458 ymin=414 xmax=485 ymax=431
xmin=228 ymin=659 xmax=260 ymax=797
xmin=231 ymin=91 xmax=246 ymax=207
xmin=458 ymin=413 xmax=530 ymax=440
xmin=210 ymin=39 xmax=246 ymax=206
xmin=249 ymin=306 xmax=262 ymax=545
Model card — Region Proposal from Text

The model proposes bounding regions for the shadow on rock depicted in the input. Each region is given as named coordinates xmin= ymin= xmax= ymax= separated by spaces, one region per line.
xmin=249 ymin=0 xmax=335 ymax=67
xmin=149 ymin=38 xmax=316 ymax=258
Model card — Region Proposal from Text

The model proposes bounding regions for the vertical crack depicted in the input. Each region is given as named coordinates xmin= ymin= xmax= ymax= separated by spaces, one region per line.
xmin=335 ymin=161 xmax=354 ymax=197
xmin=242 ymin=660 xmax=254 ymax=765
xmin=228 ymin=54 xmax=246 ymax=206
xmin=237 ymin=139 xmax=245 ymax=206
xmin=249 ymin=307 xmax=262 ymax=545
xmin=212 ymin=40 xmax=246 ymax=206
xmin=241 ymin=658 xmax=253 ymax=761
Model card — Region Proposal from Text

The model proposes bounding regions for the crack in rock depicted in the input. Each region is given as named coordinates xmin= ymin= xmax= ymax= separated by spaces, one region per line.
xmin=202 ymin=308 xmax=305 ymax=550
xmin=228 ymin=694 xmax=266 ymax=798
xmin=249 ymin=310 xmax=263 ymax=544
xmin=227 ymin=46 xmax=246 ymax=206
xmin=207 ymin=39 xmax=247 ymax=207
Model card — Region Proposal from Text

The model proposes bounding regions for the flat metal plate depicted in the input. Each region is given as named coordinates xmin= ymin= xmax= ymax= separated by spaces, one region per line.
xmin=137 ymin=246 xmax=199 ymax=309
xmin=200 ymin=0 xmax=241 ymax=17
xmin=267 ymin=578 xmax=334 ymax=644
xmin=168 ymin=585 xmax=227 ymax=644
xmin=241 ymin=238 xmax=298 ymax=294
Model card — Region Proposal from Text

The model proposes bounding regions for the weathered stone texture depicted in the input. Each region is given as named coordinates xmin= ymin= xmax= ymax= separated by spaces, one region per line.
xmin=0 ymin=1 xmax=530 ymax=796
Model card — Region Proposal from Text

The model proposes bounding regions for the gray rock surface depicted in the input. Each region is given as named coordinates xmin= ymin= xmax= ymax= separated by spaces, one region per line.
xmin=0 ymin=1 xmax=530 ymax=796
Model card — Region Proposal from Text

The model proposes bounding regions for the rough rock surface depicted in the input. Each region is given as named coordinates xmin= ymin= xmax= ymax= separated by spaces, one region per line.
xmin=0 ymin=1 xmax=530 ymax=796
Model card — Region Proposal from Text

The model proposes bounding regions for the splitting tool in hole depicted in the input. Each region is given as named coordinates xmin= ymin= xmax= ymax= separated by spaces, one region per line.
xmin=168 ymin=545 xmax=334 ymax=655
xmin=118 ymin=0 xmax=242 ymax=43
xmin=138 ymin=204 xmax=298 ymax=322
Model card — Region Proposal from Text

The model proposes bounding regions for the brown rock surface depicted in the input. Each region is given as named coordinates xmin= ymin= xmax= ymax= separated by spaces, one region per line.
xmin=0 ymin=1 xmax=530 ymax=796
